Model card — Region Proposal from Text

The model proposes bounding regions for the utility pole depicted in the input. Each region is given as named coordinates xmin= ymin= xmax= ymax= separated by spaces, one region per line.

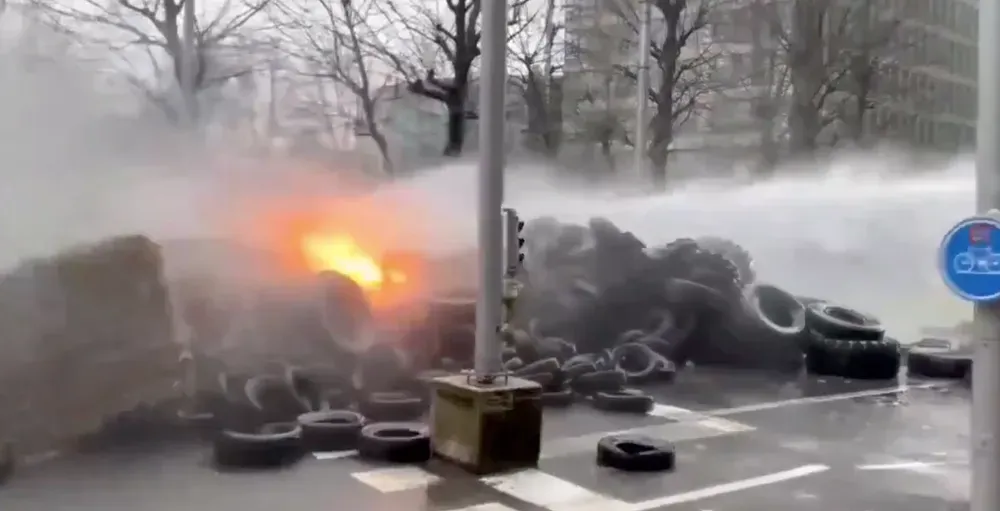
xmin=181 ymin=0 xmax=198 ymax=128
xmin=473 ymin=0 xmax=507 ymax=382
xmin=972 ymin=0 xmax=1000 ymax=509
xmin=633 ymin=0 xmax=652 ymax=177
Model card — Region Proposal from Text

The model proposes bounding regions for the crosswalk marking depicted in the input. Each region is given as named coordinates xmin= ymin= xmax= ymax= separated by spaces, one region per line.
xmin=480 ymin=469 xmax=630 ymax=511
xmin=351 ymin=466 xmax=442 ymax=493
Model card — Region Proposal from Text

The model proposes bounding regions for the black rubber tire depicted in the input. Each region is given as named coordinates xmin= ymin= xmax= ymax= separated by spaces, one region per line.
xmin=357 ymin=422 xmax=432 ymax=463
xmin=358 ymin=392 xmax=425 ymax=422
xmin=540 ymin=387 xmax=575 ymax=407
xmin=907 ymin=339 xmax=972 ymax=379
xmin=213 ymin=422 xmax=304 ymax=468
xmin=695 ymin=236 xmax=755 ymax=287
xmin=804 ymin=334 xmax=901 ymax=380
xmin=806 ymin=302 xmax=884 ymax=341
xmin=744 ymin=283 xmax=807 ymax=337
xmin=610 ymin=343 xmax=660 ymax=384
xmin=503 ymin=357 xmax=525 ymax=372
xmin=571 ymin=369 xmax=626 ymax=396
xmin=297 ymin=410 xmax=365 ymax=451
xmin=562 ymin=358 xmax=599 ymax=379
xmin=176 ymin=408 xmax=218 ymax=440
xmin=592 ymin=389 xmax=655 ymax=413
xmin=244 ymin=375 xmax=310 ymax=422
xmin=596 ymin=434 xmax=675 ymax=472
xmin=517 ymin=372 xmax=556 ymax=388
xmin=664 ymin=278 xmax=732 ymax=315
xmin=284 ymin=366 xmax=325 ymax=412
xmin=513 ymin=357 xmax=561 ymax=376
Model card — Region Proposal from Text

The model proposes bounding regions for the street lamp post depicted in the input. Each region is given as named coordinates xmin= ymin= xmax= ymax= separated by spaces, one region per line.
xmin=181 ymin=0 xmax=197 ymax=128
xmin=473 ymin=0 xmax=507 ymax=382
xmin=972 ymin=1 xmax=1000 ymax=510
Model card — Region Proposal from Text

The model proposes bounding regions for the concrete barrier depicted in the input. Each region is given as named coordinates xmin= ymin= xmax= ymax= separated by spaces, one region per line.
xmin=0 ymin=235 xmax=181 ymax=460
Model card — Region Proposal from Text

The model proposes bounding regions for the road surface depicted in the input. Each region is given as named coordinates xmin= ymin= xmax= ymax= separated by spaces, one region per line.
xmin=0 ymin=369 xmax=970 ymax=511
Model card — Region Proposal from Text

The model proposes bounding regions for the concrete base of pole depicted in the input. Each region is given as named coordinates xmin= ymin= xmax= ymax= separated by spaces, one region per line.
xmin=428 ymin=374 xmax=542 ymax=475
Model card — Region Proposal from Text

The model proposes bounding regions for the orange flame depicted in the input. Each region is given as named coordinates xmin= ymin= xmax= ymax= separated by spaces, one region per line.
xmin=301 ymin=233 xmax=385 ymax=290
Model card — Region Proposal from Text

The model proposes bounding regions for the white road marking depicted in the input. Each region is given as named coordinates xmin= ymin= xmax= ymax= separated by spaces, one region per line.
xmin=701 ymin=382 xmax=947 ymax=418
xmin=619 ymin=464 xmax=831 ymax=510
xmin=540 ymin=421 xmax=742 ymax=460
xmin=350 ymin=466 xmax=442 ymax=493
xmin=480 ymin=469 xmax=630 ymax=511
xmin=312 ymin=450 xmax=357 ymax=460
xmin=856 ymin=460 xmax=961 ymax=473
xmin=445 ymin=504 xmax=520 ymax=511
xmin=648 ymin=404 xmax=756 ymax=433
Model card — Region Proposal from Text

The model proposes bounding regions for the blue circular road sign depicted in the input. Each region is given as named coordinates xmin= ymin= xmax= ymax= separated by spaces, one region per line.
xmin=940 ymin=215 xmax=1000 ymax=302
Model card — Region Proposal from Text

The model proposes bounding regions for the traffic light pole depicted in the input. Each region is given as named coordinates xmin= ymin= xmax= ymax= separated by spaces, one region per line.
xmin=473 ymin=0 xmax=507 ymax=382
xmin=972 ymin=1 xmax=1000 ymax=509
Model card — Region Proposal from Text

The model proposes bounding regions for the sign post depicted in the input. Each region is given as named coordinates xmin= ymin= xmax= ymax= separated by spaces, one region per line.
xmin=939 ymin=211 xmax=1000 ymax=511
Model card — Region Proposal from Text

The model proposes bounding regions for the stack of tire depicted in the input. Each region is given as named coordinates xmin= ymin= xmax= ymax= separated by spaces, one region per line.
xmin=178 ymin=359 xmax=436 ymax=470
xmin=906 ymin=337 xmax=973 ymax=382
xmin=800 ymin=302 xmax=901 ymax=380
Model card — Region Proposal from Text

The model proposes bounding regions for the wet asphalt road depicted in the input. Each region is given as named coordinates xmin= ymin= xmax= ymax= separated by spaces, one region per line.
xmin=0 ymin=369 xmax=970 ymax=511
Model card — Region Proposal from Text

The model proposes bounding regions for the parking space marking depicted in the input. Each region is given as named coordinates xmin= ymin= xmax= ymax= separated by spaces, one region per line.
xmin=619 ymin=464 xmax=831 ymax=510
xmin=480 ymin=469 xmax=629 ymax=511
xmin=350 ymin=466 xmax=443 ymax=493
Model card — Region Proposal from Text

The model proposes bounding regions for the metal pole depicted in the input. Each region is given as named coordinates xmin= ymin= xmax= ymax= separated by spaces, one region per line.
xmin=181 ymin=0 xmax=198 ymax=127
xmin=474 ymin=0 xmax=507 ymax=382
xmin=633 ymin=0 xmax=652 ymax=177
xmin=972 ymin=0 xmax=1000 ymax=509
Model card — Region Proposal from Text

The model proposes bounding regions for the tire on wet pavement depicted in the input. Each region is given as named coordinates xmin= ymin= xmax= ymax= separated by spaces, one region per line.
xmin=804 ymin=335 xmax=901 ymax=380
xmin=540 ymin=387 xmax=575 ymax=407
xmin=570 ymin=369 xmax=626 ymax=396
xmin=297 ymin=410 xmax=365 ymax=451
xmin=591 ymin=389 xmax=655 ymax=413
xmin=907 ymin=338 xmax=972 ymax=379
xmin=596 ymin=434 xmax=675 ymax=472
xmin=610 ymin=343 xmax=661 ymax=384
xmin=212 ymin=422 xmax=304 ymax=469
xmin=744 ymin=283 xmax=807 ymax=339
xmin=357 ymin=422 xmax=431 ymax=463
xmin=806 ymin=302 xmax=884 ymax=341
xmin=244 ymin=375 xmax=310 ymax=422
xmin=358 ymin=392 xmax=425 ymax=422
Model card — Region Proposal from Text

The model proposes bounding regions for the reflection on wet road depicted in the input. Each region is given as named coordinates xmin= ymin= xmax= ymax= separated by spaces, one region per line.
xmin=0 ymin=369 xmax=969 ymax=511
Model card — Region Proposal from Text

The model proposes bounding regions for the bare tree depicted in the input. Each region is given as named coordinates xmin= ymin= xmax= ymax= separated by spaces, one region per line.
xmin=380 ymin=0 xmax=530 ymax=157
xmin=271 ymin=0 xmax=396 ymax=175
xmin=509 ymin=0 xmax=562 ymax=157
xmin=767 ymin=0 xmax=906 ymax=155
xmin=595 ymin=0 xmax=721 ymax=186
xmin=34 ymin=0 xmax=270 ymax=123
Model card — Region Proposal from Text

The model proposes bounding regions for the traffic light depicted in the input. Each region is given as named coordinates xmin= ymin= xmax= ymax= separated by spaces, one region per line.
xmin=503 ymin=208 xmax=525 ymax=274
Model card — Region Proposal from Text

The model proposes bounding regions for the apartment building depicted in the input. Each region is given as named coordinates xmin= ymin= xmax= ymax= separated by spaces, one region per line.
xmin=562 ymin=0 xmax=978 ymax=175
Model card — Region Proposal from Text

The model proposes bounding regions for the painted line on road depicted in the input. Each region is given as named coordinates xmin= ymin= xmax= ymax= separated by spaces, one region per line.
xmin=700 ymin=382 xmax=949 ymax=418
xmin=619 ymin=464 xmax=831 ymax=510
xmin=856 ymin=460 xmax=964 ymax=473
xmin=481 ymin=469 xmax=628 ymax=511
xmin=313 ymin=450 xmax=357 ymax=460
xmin=479 ymin=464 xmax=831 ymax=511
xmin=445 ymin=504 xmax=520 ymax=511
xmin=351 ymin=466 xmax=443 ymax=493
xmin=648 ymin=403 xmax=756 ymax=433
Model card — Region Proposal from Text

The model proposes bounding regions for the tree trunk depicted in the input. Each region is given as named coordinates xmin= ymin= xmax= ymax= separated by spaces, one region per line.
xmin=648 ymin=107 xmax=673 ymax=189
xmin=444 ymin=104 xmax=466 ymax=157
xmin=788 ymin=89 xmax=820 ymax=155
